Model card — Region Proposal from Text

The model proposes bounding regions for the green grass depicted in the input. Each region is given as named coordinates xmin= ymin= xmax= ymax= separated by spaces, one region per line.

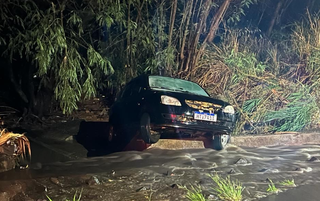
xmin=182 ymin=175 xmax=244 ymax=201
xmin=210 ymin=174 xmax=244 ymax=201
xmin=279 ymin=179 xmax=295 ymax=187
xmin=181 ymin=184 xmax=206 ymax=201
xmin=267 ymin=179 xmax=279 ymax=193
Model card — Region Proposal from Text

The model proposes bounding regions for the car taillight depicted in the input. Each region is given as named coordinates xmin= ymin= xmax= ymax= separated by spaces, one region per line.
xmin=161 ymin=95 xmax=182 ymax=106
xmin=170 ymin=114 xmax=177 ymax=119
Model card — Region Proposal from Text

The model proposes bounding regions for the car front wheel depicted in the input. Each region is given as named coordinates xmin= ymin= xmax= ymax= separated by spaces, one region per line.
xmin=140 ymin=113 xmax=160 ymax=144
xmin=212 ymin=134 xmax=230 ymax=150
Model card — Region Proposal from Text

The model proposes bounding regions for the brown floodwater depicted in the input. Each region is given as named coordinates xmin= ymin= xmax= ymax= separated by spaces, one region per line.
xmin=1 ymin=144 xmax=320 ymax=200
xmin=261 ymin=183 xmax=320 ymax=201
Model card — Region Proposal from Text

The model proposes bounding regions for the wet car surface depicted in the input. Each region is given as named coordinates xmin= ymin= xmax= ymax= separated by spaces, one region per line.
xmin=109 ymin=75 xmax=236 ymax=150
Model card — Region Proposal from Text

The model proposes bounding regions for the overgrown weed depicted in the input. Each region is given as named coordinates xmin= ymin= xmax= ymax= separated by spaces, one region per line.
xmin=210 ymin=174 xmax=244 ymax=201
xmin=180 ymin=184 xmax=206 ymax=201
xmin=182 ymin=174 xmax=243 ymax=201
xmin=267 ymin=179 xmax=279 ymax=194
xmin=279 ymin=179 xmax=296 ymax=187
xmin=189 ymin=17 xmax=320 ymax=134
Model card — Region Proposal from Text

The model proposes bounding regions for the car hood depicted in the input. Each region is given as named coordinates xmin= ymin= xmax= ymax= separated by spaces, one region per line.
xmin=152 ymin=90 xmax=229 ymax=107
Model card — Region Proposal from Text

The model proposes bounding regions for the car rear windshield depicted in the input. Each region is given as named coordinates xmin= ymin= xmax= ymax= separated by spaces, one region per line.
xmin=148 ymin=76 xmax=209 ymax=97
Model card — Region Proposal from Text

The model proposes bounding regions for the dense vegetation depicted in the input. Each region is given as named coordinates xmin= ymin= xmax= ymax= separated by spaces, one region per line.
xmin=0 ymin=0 xmax=319 ymax=134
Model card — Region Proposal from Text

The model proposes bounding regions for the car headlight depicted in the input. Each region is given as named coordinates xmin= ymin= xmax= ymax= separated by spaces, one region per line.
xmin=223 ymin=105 xmax=235 ymax=114
xmin=161 ymin=95 xmax=181 ymax=106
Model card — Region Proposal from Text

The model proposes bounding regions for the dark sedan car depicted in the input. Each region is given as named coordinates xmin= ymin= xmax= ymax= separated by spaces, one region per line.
xmin=108 ymin=75 xmax=236 ymax=150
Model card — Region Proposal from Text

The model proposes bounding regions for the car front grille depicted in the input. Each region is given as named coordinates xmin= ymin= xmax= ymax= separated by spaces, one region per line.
xmin=185 ymin=100 xmax=222 ymax=112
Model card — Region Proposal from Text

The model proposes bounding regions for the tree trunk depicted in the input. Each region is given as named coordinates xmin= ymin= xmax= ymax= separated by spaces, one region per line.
xmin=207 ymin=0 xmax=231 ymax=43
xmin=196 ymin=0 xmax=203 ymax=21
xmin=257 ymin=6 xmax=266 ymax=27
xmin=184 ymin=0 xmax=211 ymax=73
xmin=178 ymin=0 xmax=194 ymax=73
xmin=166 ymin=0 xmax=178 ymax=75
xmin=188 ymin=0 xmax=231 ymax=75
xmin=127 ymin=0 xmax=131 ymax=68
xmin=156 ymin=0 xmax=166 ymax=75
xmin=168 ymin=0 xmax=177 ymax=48
xmin=267 ymin=0 xmax=283 ymax=37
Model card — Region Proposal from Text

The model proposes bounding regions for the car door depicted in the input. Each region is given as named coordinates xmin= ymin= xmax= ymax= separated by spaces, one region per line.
xmin=108 ymin=83 xmax=131 ymax=126
xmin=117 ymin=82 xmax=134 ymax=125
xmin=125 ymin=78 xmax=143 ymax=127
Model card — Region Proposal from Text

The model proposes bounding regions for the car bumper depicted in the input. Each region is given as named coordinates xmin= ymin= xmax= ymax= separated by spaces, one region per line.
xmin=150 ymin=111 xmax=235 ymax=135
xmin=152 ymin=122 xmax=233 ymax=134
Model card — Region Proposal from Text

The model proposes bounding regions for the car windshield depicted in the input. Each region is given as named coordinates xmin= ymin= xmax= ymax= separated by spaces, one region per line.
xmin=148 ymin=76 xmax=209 ymax=97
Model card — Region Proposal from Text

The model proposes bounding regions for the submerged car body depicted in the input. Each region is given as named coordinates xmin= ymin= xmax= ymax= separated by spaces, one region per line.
xmin=109 ymin=75 xmax=236 ymax=150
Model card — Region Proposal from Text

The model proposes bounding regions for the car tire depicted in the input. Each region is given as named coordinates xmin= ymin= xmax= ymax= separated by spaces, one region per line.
xmin=212 ymin=134 xmax=230 ymax=150
xmin=140 ymin=113 xmax=160 ymax=144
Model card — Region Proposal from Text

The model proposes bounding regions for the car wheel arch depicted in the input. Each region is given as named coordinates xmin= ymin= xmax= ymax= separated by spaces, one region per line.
xmin=140 ymin=112 xmax=160 ymax=144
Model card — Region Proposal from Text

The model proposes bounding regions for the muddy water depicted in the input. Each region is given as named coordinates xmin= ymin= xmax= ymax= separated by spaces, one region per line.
xmin=261 ymin=183 xmax=320 ymax=201
xmin=1 ymin=144 xmax=320 ymax=200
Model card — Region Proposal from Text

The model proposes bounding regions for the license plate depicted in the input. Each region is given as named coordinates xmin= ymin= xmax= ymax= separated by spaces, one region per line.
xmin=194 ymin=111 xmax=217 ymax=122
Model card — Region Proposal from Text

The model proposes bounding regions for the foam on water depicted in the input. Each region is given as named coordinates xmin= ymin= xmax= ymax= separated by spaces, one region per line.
xmin=2 ymin=144 xmax=320 ymax=200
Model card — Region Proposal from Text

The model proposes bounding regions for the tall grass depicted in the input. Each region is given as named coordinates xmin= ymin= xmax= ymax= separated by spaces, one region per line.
xmin=183 ymin=174 xmax=244 ymax=201
xmin=264 ymin=83 xmax=319 ymax=131
xmin=188 ymin=13 xmax=320 ymax=134
xmin=182 ymin=184 xmax=206 ymax=201
xmin=210 ymin=174 xmax=244 ymax=201
xmin=266 ymin=179 xmax=279 ymax=194
xmin=279 ymin=179 xmax=295 ymax=187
